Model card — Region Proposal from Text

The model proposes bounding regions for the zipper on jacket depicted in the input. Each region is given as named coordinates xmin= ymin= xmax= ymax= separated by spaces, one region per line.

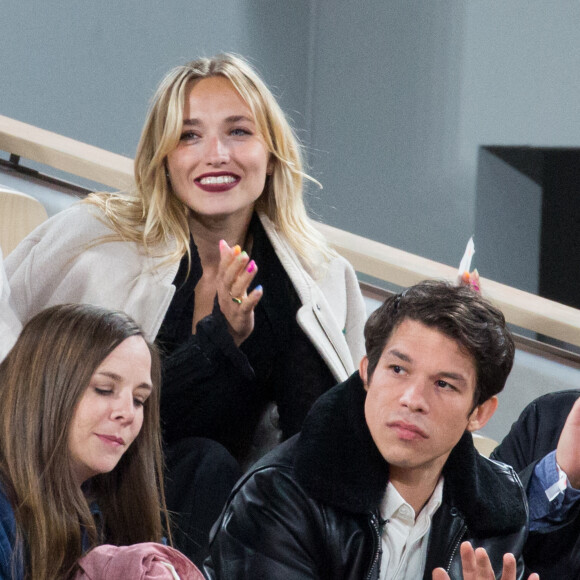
xmin=445 ymin=524 xmax=467 ymax=572
xmin=366 ymin=511 xmax=385 ymax=580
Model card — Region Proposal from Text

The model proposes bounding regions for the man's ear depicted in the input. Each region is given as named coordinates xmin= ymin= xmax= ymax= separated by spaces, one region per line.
xmin=359 ymin=356 xmax=369 ymax=391
xmin=466 ymin=396 xmax=498 ymax=432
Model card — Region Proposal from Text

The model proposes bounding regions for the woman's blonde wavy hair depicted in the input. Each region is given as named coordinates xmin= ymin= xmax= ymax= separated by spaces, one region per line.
xmin=86 ymin=53 xmax=332 ymax=272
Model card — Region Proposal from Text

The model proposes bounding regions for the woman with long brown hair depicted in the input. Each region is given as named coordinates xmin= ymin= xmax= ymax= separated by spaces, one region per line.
xmin=0 ymin=303 xmax=169 ymax=579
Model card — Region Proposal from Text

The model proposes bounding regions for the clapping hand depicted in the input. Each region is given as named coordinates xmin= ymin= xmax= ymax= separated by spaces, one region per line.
xmin=216 ymin=239 xmax=263 ymax=347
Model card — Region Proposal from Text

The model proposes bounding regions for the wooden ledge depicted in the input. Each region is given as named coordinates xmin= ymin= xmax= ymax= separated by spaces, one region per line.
xmin=1 ymin=113 xmax=578 ymax=347
xmin=0 ymin=115 xmax=133 ymax=190
xmin=316 ymin=221 xmax=580 ymax=348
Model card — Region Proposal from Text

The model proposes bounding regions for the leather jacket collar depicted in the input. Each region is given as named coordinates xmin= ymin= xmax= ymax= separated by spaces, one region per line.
xmin=294 ymin=372 xmax=526 ymax=536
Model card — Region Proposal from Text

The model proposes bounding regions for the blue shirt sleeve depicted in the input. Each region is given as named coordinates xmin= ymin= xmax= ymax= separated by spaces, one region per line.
xmin=0 ymin=489 xmax=18 ymax=579
xmin=529 ymin=450 xmax=580 ymax=531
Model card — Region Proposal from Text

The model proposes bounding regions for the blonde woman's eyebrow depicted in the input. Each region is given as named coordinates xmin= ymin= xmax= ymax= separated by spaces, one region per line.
xmin=224 ymin=115 xmax=254 ymax=124
xmin=182 ymin=115 xmax=254 ymax=126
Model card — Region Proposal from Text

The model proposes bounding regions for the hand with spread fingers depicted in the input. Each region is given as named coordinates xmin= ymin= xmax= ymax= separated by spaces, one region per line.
xmin=217 ymin=239 xmax=263 ymax=347
xmin=431 ymin=542 xmax=540 ymax=580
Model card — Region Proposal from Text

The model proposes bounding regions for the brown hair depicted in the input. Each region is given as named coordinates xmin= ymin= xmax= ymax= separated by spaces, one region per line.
xmin=0 ymin=304 xmax=168 ymax=579
xmin=363 ymin=280 xmax=515 ymax=407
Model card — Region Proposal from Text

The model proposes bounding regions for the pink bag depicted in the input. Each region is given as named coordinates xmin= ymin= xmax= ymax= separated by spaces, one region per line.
xmin=75 ymin=542 xmax=205 ymax=580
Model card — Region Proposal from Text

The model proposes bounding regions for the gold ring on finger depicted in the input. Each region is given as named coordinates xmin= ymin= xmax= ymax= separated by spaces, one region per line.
xmin=229 ymin=292 xmax=243 ymax=305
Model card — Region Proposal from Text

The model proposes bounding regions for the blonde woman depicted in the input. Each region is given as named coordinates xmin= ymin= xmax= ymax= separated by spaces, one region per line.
xmin=0 ymin=304 xmax=170 ymax=579
xmin=5 ymin=54 xmax=366 ymax=564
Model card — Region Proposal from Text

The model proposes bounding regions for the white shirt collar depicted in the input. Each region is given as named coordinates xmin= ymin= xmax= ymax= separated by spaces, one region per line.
xmin=378 ymin=477 xmax=444 ymax=580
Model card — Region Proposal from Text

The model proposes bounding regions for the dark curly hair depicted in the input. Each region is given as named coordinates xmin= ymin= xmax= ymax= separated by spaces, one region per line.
xmin=364 ymin=280 xmax=515 ymax=408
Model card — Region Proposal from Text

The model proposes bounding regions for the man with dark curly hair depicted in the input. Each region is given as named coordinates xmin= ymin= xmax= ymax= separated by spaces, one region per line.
xmin=206 ymin=280 xmax=533 ymax=579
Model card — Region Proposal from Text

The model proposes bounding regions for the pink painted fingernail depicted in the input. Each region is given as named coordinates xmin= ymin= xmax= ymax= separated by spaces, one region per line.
xmin=219 ymin=239 xmax=227 ymax=250
xmin=246 ymin=260 xmax=256 ymax=273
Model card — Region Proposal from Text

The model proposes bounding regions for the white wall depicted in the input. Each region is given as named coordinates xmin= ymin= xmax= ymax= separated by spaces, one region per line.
xmin=307 ymin=0 xmax=469 ymax=265
xmin=4 ymin=1 xmax=580 ymax=274
xmin=306 ymin=1 xmax=580 ymax=273
xmin=0 ymin=1 xmax=311 ymax=161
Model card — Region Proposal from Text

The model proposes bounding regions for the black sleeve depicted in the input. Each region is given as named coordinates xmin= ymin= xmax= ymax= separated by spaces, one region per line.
xmin=205 ymin=466 xmax=323 ymax=580
xmin=160 ymin=299 xmax=261 ymax=451
xmin=491 ymin=400 xmax=542 ymax=472
xmin=491 ymin=391 xmax=580 ymax=474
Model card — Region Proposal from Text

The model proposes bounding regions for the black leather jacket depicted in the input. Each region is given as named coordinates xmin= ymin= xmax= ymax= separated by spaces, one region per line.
xmin=206 ymin=373 xmax=528 ymax=579
xmin=492 ymin=390 xmax=580 ymax=580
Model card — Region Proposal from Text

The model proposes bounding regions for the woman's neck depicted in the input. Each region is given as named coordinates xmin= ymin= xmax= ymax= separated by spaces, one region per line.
xmin=189 ymin=210 xmax=254 ymax=268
